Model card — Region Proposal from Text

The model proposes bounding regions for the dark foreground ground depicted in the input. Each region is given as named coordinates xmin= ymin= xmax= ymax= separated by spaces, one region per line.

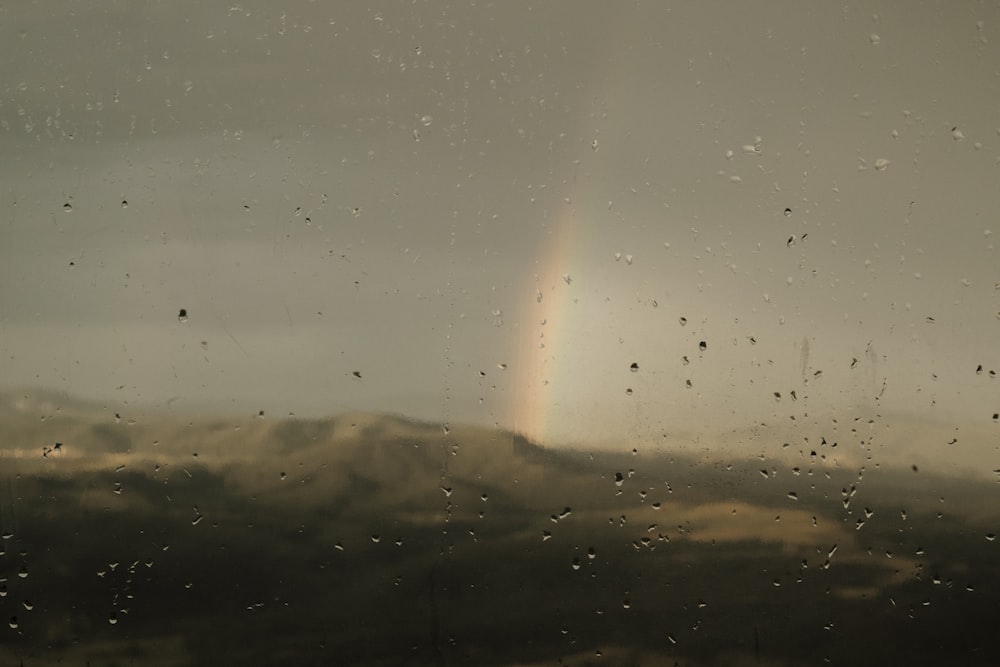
xmin=1 ymin=394 xmax=997 ymax=666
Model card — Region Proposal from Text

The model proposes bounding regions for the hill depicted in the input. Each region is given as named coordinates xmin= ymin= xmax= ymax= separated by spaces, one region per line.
xmin=0 ymin=388 xmax=997 ymax=666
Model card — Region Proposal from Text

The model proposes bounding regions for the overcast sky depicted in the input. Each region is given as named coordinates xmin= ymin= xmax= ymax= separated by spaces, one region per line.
xmin=1 ymin=1 xmax=998 ymax=448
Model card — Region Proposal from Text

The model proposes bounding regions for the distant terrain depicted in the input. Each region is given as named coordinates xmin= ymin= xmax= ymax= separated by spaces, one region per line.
xmin=0 ymin=388 xmax=997 ymax=666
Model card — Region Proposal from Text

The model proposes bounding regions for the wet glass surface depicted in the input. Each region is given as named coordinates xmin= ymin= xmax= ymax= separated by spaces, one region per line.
xmin=2 ymin=2 xmax=999 ymax=665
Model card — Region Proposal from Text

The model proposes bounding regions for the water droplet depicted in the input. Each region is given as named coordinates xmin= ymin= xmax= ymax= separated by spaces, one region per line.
xmin=420 ymin=114 xmax=433 ymax=127
xmin=625 ymin=388 xmax=633 ymax=396
xmin=874 ymin=158 xmax=890 ymax=171
xmin=17 ymin=565 xmax=28 ymax=579
xmin=108 ymin=611 xmax=118 ymax=625
xmin=571 ymin=557 xmax=581 ymax=570
xmin=987 ymin=533 xmax=996 ymax=542
xmin=784 ymin=207 xmax=792 ymax=216
xmin=869 ymin=33 xmax=881 ymax=45
xmin=279 ymin=472 xmax=286 ymax=480
xmin=630 ymin=362 xmax=639 ymax=372
xmin=177 ymin=308 xmax=188 ymax=322
xmin=22 ymin=600 xmax=33 ymax=611
xmin=678 ymin=316 xmax=687 ymax=326
xmin=787 ymin=491 xmax=798 ymax=500
xmin=8 ymin=616 xmax=17 ymax=629
xmin=952 ymin=127 xmax=965 ymax=141
xmin=63 ymin=202 xmax=73 ymax=212
xmin=698 ymin=341 xmax=707 ymax=351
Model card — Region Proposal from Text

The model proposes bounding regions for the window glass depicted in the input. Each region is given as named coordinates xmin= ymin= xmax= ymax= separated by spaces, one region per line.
xmin=2 ymin=2 xmax=998 ymax=664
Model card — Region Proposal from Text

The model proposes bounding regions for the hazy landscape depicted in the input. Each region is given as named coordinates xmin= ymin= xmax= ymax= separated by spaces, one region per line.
xmin=3 ymin=1 xmax=999 ymax=665
xmin=0 ymin=388 xmax=997 ymax=666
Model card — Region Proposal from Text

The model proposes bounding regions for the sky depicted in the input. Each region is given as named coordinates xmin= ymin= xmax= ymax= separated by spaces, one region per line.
xmin=1 ymin=0 xmax=998 ymax=448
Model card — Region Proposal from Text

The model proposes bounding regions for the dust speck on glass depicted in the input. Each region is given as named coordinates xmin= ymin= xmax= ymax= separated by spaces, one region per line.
xmin=1 ymin=2 xmax=998 ymax=665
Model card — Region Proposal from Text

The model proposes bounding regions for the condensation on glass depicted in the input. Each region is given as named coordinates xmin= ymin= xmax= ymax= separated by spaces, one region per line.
xmin=1 ymin=3 xmax=998 ymax=665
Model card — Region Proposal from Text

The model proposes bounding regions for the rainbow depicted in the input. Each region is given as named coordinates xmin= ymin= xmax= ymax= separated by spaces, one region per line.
xmin=503 ymin=12 xmax=661 ymax=447
xmin=508 ymin=193 xmax=602 ymax=447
